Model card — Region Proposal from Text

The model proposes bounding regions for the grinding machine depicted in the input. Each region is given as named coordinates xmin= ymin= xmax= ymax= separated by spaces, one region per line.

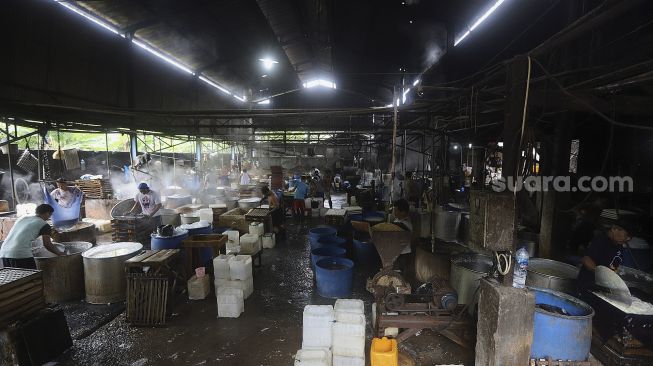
xmin=365 ymin=227 xmax=472 ymax=347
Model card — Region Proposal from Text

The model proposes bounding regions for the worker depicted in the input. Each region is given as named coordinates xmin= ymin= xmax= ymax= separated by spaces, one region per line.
xmin=128 ymin=182 xmax=163 ymax=225
xmin=51 ymin=178 xmax=84 ymax=209
xmin=323 ymin=169 xmax=333 ymax=209
xmin=260 ymin=186 xmax=285 ymax=238
xmin=240 ymin=169 xmax=251 ymax=185
xmin=0 ymin=204 xmax=64 ymax=269
xmin=291 ymin=176 xmax=309 ymax=219
xmin=392 ymin=198 xmax=414 ymax=272
xmin=404 ymin=172 xmax=419 ymax=207
xmin=576 ymin=218 xmax=636 ymax=295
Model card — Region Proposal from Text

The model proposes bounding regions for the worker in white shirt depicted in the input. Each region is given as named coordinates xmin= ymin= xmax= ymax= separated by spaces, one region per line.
xmin=128 ymin=182 xmax=163 ymax=225
xmin=51 ymin=178 xmax=84 ymax=209
xmin=240 ymin=169 xmax=251 ymax=185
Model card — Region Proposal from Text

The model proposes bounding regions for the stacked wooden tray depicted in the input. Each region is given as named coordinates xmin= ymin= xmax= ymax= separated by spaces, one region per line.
xmin=270 ymin=166 xmax=283 ymax=190
xmin=75 ymin=179 xmax=113 ymax=199
xmin=111 ymin=216 xmax=153 ymax=246
xmin=245 ymin=207 xmax=273 ymax=233
xmin=0 ymin=268 xmax=45 ymax=327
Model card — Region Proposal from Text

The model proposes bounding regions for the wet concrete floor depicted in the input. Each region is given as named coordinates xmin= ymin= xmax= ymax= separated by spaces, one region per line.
xmin=55 ymin=201 xmax=473 ymax=365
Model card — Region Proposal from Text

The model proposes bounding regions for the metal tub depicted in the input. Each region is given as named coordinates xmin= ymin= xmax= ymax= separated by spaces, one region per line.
xmin=434 ymin=207 xmax=461 ymax=242
xmin=450 ymin=253 xmax=493 ymax=306
xmin=526 ymin=258 xmax=579 ymax=294
xmin=82 ymin=242 xmax=143 ymax=304
xmin=238 ymin=198 xmax=260 ymax=210
xmin=33 ymin=241 xmax=93 ymax=303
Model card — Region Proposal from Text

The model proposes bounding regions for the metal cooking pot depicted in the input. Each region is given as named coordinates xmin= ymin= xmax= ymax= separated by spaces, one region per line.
xmin=238 ymin=198 xmax=260 ymax=210
xmin=450 ymin=253 xmax=493 ymax=309
xmin=82 ymin=242 xmax=143 ymax=304
xmin=526 ymin=258 xmax=579 ymax=294
xmin=33 ymin=241 xmax=93 ymax=303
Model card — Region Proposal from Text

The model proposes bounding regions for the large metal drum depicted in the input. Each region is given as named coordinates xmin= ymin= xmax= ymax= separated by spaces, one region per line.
xmin=53 ymin=222 xmax=97 ymax=245
xmin=82 ymin=242 xmax=143 ymax=304
xmin=527 ymin=258 xmax=579 ymax=294
xmin=450 ymin=253 xmax=493 ymax=306
xmin=33 ymin=241 xmax=93 ymax=303
xmin=434 ymin=207 xmax=461 ymax=242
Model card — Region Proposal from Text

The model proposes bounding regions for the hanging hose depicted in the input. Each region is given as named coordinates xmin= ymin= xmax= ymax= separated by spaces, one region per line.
xmin=495 ymin=251 xmax=513 ymax=276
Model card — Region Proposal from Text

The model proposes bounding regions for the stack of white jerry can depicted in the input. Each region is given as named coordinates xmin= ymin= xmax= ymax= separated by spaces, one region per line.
xmin=262 ymin=233 xmax=276 ymax=249
xmin=214 ymin=254 xmax=253 ymax=318
xmin=295 ymin=305 xmax=334 ymax=366
xmin=332 ymin=299 xmax=366 ymax=366
xmin=224 ymin=230 xmax=241 ymax=254
xmin=240 ymin=233 xmax=262 ymax=255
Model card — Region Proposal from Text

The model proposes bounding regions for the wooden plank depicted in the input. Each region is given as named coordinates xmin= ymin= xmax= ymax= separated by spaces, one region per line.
xmin=142 ymin=250 xmax=174 ymax=264
xmin=126 ymin=250 xmax=154 ymax=264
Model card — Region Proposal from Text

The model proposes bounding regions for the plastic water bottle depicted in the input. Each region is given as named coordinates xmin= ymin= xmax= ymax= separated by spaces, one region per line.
xmin=80 ymin=159 xmax=86 ymax=170
xmin=512 ymin=247 xmax=529 ymax=288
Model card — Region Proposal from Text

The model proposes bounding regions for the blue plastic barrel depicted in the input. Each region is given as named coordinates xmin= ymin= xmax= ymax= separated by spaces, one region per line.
xmin=316 ymin=236 xmax=347 ymax=250
xmin=530 ymin=287 xmax=594 ymax=361
xmin=311 ymin=246 xmax=346 ymax=270
xmin=308 ymin=226 xmax=337 ymax=249
xmin=353 ymin=239 xmax=381 ymax=266
xmin=349 ymin=214 xmax=363 ymax=223
xmin=151 ymin=229 xmax=189 ymax=250
xmin=315 ymin=257 xmax=354 ymax=298
xmin=363 ymin=211 xmax=385 ymax=225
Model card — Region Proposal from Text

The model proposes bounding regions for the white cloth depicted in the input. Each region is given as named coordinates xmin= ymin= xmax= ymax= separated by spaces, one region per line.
xmin=134 ymin=190 xmax=162 ymax=216
xmin=51 ymin=187 xmax=82 ymax=208
xmin=240 ymin=173 xmax=251 ymax=185
xmin=393 ymin=217 xmax=413 ymax=254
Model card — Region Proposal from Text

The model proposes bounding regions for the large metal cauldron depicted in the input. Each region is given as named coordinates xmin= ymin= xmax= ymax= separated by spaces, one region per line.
xmin=450 ymin=253 xmax=493 ymax=307
xmin=33 ymin=241 xmax=93 ymax=303
xmin=238 ymin=197 xmax=260 ymax=210
xmin=82 ymin=242 xmax=143 ymax=304
xmin=526 ymin=258 xmax=579 ymax=294
xmin=434 ymin=207 xmax=461 ymax=242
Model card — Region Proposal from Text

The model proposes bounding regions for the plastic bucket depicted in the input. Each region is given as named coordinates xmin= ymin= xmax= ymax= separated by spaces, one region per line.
xmin=530 ymin=287 xmax=594 ymax=361
xmin=315 ymin=257 xmax=354 ymax=298
xmin=308 ymin=226 xmax=337 ymax=249
xmin=311 ymin=246 xmax=346 ymax=270
xmin=353 ymin=238 xmax=381 ymax=267
xmin=315 ymin=235 xmax=347 ymax=250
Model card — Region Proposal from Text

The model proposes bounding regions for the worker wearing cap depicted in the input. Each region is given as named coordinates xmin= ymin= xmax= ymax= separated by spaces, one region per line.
xmin=0 ymin=204 xmax=64 ymax=269
xmin=128 ymin=183 xmax=162 ymax=224
xmin=51 ymin=178 xmax=84 ymax=209
xmin=576 ymin=218 xmax=636 ymax=295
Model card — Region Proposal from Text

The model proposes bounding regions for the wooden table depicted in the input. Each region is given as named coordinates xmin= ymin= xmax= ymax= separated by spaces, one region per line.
xmin=181 ymin=234 xmax=227 ymax=279
xmin=124 ymin=249 xmax=181 ymax=326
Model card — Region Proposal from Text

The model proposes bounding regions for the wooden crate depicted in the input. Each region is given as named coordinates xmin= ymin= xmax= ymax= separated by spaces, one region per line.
xmin=325 ymin=209 xmax=348 ymax=226
xmin=218 ymin=208 xmax=249 ymax=234
xmin=126 ymin=273 xmax=169 ymax=326
xmin=75 ymin=179 xmax=112 ymax=199
xmin=245 ymin=208 xmax=273 ymax=233
xmin=111 ymin=217 xmax=154 ymax=246
xmin=0 ymin=268 xmax=45 ymax=328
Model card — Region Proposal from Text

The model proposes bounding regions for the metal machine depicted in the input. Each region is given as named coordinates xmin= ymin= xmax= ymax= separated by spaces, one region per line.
xmin=365 ymin=228 xmax=472 ymax=347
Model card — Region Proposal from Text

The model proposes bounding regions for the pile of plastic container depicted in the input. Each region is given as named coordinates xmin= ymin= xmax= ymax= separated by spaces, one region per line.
xmin=240 ymin=233 xmax=262 ymax=255
xmin=224 ymin=230 xmax=240 ymax=254
xmin=333 ymin=299 xmax=366 ymax=365
xmin=295 ymin=299 xmax=366 ymax=366
xmin=214 ymin=254 xmax=254 ymax=318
